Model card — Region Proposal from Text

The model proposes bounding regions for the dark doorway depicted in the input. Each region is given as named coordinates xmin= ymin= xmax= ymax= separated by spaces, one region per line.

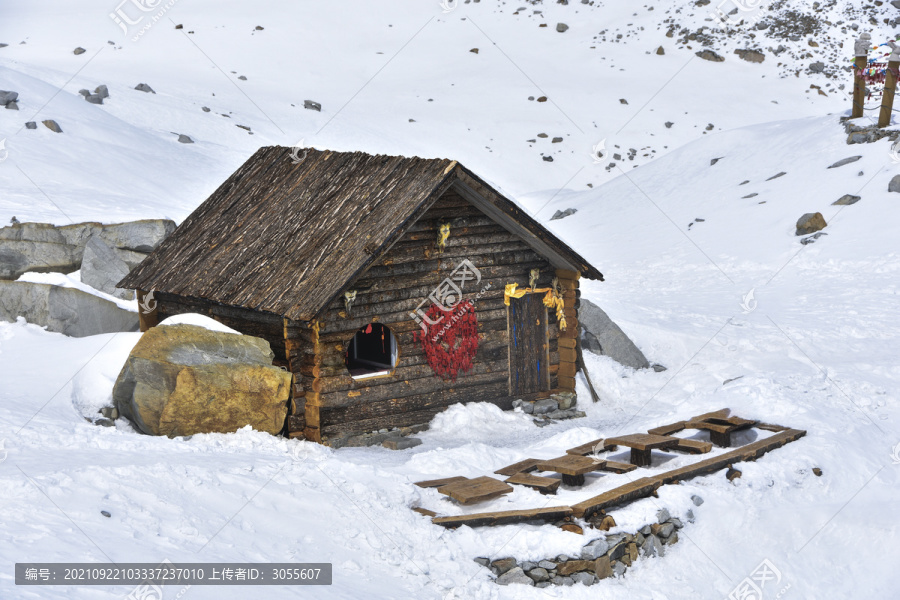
xmin=508 ymin=294 xmax=550 ymax=396
xmin=345 ymin=323 xmax=398 ymax=379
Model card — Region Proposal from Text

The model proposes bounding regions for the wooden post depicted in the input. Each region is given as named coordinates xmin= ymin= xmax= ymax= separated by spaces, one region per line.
xmin=852 ymin=33 xmax=871 ymax=119
xmin=879 ymin=59 xmax=900 ymax=127
xmin=136 ymin=289 xmax=158 ymax=332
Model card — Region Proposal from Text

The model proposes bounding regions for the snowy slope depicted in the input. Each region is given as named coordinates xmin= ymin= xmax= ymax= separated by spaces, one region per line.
xmin=2 ymin=1 xmax=899 ymax=599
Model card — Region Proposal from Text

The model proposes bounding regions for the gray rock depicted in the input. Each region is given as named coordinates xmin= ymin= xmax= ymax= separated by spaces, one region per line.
xmin=579 ymin=299 xmax=649 ymax=369
xmin=553 ymin=391 xmax=576 ymax=410
xmin=691 ymin=494 xmax=704 ymax=506
xmin=555 ymin=555 xmax=570 ymax=563
xmin=580 ymin=537 xmax=610 ymax=560
xmin=526 ymin=567 xmax=549 ymax=582
xmin=382 ymin=436 xmax=422 ymax=450
xmin=25 ymin=121 xmax=36 ymax=129
xmin=545 ymin=409 xmax=585 ymax=420
xmin=641 ymin=534 xmax=665 ymax=557
xmin=95 ymin=417 xmax=115 ymax=427
xmin=556 ymin=23 xmax=569 ymax=33
xmin=809 ymin=61 xmax=825 ymax=73
xmin=535 ymin=581 xmax=551 ymax=588
xmin=607 ymin=541 xmax=628 ymax=561
xmin=496 ymin=567 xmax=533 ymax=586
xmin=80 ymin=236 xmax=134 ymax=300
xmin=538 ymin=560 xmax=556 ymax=570
xmin=766 ymin=171 xmax=786 ymax=181
xmin=94 ymin=85 xmax=109 ymax=99
xmin=893 ymin=0 xmax=900 ymax=8
xmin=656 ymin=508 xmax=671 ymax=523
xmin=550 ymin=575 xmax=573 ymax=586
xmin=100 ymin=406 xmax=119 ymax=419
xmin=531 ymin=398 xmax=558 ymax=415
xmin=73 ymin=47 xmax=86 ymax=55
xmin=304 ymin=100 xmax=322 ymax=111
xmin=78 ymin=89 xmax=91 ymax=98
xmin=796 ymin=212 xmax=827 ymax=236
xmin=0 ymin=281 xmax=138 ymax=337
xmin=571 ymin=571 xmax=596 ymax=586
xmin=687 ymin=509 xmax=695 ymax=522
xmin=696 ymin=49 xmax=724 ymax=62
xmin=889 ymin=175 xmax=900 ymax=193
xmin=710 ymin=157 xmax=723 ymax=166
xmin=177 ymin=134 xmax=194 ymax=144
xmin=832 ymin=194 xmax=860 ymax=206
xmin=237 ymin=75 xmax=247 ymax=81
xmin=99 ymin=219 xmax=176 ymax=253
xmin=5 ymin=100 xmax=18 ymax=110
xmin=611 ymin=561 xmax=627 ymax=577
xmin=135 ymin=83 xmax=155 ymax=93
xmin=202 ymin=106 xmax=211 ymax=112
xmin=669 ymin=517 xmax=684 ymax=529
xmin=800 ymin=232 xmax=827 ymax=245
xmin=827 ymin=156 xmax=861 ymax=169
xmin=639 ymin=525 xmax=651 ymax=535
xmin=85 ymin=94 xmax=103 ymax=105
xmin=665 ymin=121 xmax=673 ymax=128
xmin=550 ymin=208 xmax=577 ymax=221
xmin=656 ymin=522 xmax=675 ymax=538
xmin=651 ymin=363 xmax=667 ymax=372
xmin=520 ymin=561 xmax=536 ymax=572
xmin=42 ymin=120 xmax=62 ymax=133
xmin=100 ymin=510 xmax=111 ymax=517
xmin=473 ymin=557 xmax=490 ymax=567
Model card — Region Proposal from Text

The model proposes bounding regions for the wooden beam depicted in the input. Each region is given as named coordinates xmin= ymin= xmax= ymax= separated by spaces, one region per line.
xmin=136 ymin=289 xmax=159 ymax=332
xmin=432 ymin=506 xmax=573 ymax=528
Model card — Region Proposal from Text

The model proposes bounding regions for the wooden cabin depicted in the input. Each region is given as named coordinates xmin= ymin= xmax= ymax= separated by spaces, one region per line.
xmin=119 ymin=148 xmax=603 ymax=447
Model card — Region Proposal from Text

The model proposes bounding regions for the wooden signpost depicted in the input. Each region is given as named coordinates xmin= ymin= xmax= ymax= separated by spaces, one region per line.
xmin=853 ymin=33 xmax=871 ymax=119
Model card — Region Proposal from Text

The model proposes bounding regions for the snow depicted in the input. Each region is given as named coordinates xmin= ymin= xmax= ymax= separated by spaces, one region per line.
xmin=1 ymin=1 xmax=899 ymax=599
xmin=16 ymin=271 xmax=138 ymax=312
xmin=158 ymin=313 xmax=241 ymax=335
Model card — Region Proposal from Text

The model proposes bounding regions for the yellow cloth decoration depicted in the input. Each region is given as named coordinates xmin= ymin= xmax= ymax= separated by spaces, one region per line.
xmin=437 ymin=223 xmax=450 ymax=254
xmin=504 ymin=283 xmax=567 ymax=331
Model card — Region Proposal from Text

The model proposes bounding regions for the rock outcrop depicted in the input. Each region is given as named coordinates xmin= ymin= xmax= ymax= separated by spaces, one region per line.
xmin=579 ymin=299 xmax=650 ymax=370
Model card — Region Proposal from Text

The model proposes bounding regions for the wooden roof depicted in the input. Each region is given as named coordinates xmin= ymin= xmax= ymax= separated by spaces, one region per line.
xmin=119 ymin=147 xmax=603 ymax=323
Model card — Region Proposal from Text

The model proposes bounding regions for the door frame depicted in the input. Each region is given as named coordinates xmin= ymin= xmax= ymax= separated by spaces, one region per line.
xmin=506 ymin=291 xmax=551 ymax=396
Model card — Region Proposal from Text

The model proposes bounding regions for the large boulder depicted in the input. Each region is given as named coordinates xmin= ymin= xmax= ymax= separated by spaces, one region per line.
xmin=795 ymin=212 xmax=826 ymax=236
xmin=0 ymin=281 xmax=139 ymax=336
xmin=113 ymin=324 xmax=291 ymax=437
xmin=80 ymin=236 xmax=134 ymax=300
xmin=0 ymin=219 xmax=174 ymax=280
xmin=579 ymin=299 xmax=650 ymax=370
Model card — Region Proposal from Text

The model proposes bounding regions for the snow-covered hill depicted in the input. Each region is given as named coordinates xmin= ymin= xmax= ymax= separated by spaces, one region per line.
xmin=1 ymin=1 xmax=899 ymax=599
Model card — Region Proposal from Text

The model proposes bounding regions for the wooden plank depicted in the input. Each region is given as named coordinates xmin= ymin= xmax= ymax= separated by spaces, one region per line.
xmin=566 ymin=439 xmax=617 ymax=456
xmin=671 ymin=438 xmax=713 ymax=454
xmin=648 ymin=421 xmax=685 ymax=436
xmin=601 ymin=460 xmax=638 ymax=474
xmin=571 ymin=428 xmax=806 ymax=518
xmin=415 ymin=476 xmax=468 ymax=489
xmin=432 ymin=506 xmax=573 ymax=529
xmin=536 ymin=455 xmax=605 ymax=476
xmin=437 ymin=476 xmax=513 ymax=504
xmin=604 ymin=433 xmax=680 ymax=452
xmin=504 ymin=472 xmax=561 ymax=494
xmin=412 ymin=507 xmax=437 ymax=517
xmin=494 ymin=458 xmax=543 ymax=477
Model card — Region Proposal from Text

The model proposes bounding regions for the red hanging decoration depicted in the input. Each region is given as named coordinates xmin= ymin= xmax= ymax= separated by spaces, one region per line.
xmin=414 ymin=300 xmax=479 ymax=381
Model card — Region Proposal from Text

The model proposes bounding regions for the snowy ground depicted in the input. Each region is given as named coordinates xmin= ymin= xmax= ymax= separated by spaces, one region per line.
xmin=2 ymin=1 xmax=899 ymax=599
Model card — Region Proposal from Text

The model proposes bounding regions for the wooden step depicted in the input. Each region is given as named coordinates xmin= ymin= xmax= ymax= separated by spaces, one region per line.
xmin=565 ymin=438 xmax=617 ymax=456
xmin=414 ymin=476 xmax=468 ymax=489
xmin=437 ymin=476 xmax=513 ymax=504
xmin=432 ymin=506 xmax=573 ymax=529
xmin=493 ymin=458 xmax=543 ymax=477
xmin=504 ymin=472 xmax=561 ymax=494
xmin=600 ymin=460 xmax=638 ymax=474
xmin=648 ymin=421 xmax=685 ymax=436
xmin=671 ymin=438 xmax=713 ymax=454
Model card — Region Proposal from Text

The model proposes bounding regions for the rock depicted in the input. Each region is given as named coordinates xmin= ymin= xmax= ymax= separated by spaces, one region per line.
xmin=112 ymin=324 xmax=291 ymax=437
xmin=827 ymin=156 xmax=861 ymax=169
xmin=99 ymin=219 xmax=176 ymax=253
xmin=550 ymin=208 xmax=577 ymax=221
xmin=607 ymin=541 xmax=628 ymax=561
xmin=520 ymin=561 xmax=536 ymax=572
xmin=656 ymin=46 xmax=665 ymax=55
xmin=531 ymin=398 xmax=558 ymax=415
xmin=710 ymin=157 xmax=723 ymax=166
xmin=25 ymin=122 xmax=36 ymax=129
xmin=813 ymin=467 xmax=823 ymax=476
xmin=382 ymin=436 xmax=422 ymax=450
xmin=304 ymin=100 xmax=322 ymax=111
xmin=553 ymin=391 xmax=576 ymax=410
xmin=526 ymin=567 xmax=549 ymax=582
xmin=734 ymin=49 xmax=765 ymax=63
xmin=237 ymin=75 xmax=247 ymax=81
xmin=669 ymin=517 xmax=684 ymax=529
xmin=0 ymin=226 xmax=80 ymax=279
xmin=535 ymin=581 xmax=551 ymax=588
xmin=0 ymin=281 xmax=138 ymax=337
xmin=651 ymin=363 xmax=667 ymax=372
xmin=551 ymin=137 xmax=563 ymax=143
xmin=641 ymin=534 xmax=665 ymax=557
xmin=537 ymin=96 xmax=547 ymax=102
xmin=78 ymin=89 xmax=91 ymax=98
xmin=656 ymin=508 xmax=671 ymax=523
xmin=555 ymin=554 xmax=569 ymax=563
xmin=5 ymin=101 xmax=17 ymax=110
xmin=639 ymin=525 xmax=651 ymax=535
xmin=491 ymin=558 xmax=517 ymax=575
xmin=832 ymin=194 xmax=860 ymax=206
xmin=795 ymin=212 xmax=827 ymax=236
xmin=42 ymin=120 xmax=62 ymax=133
xmin=579 ymin=299 xmax=649 ymax=369
xmin=809 ymin=61 xmax=825 ymax=73
xmin=538 ymin=560 xmax=556 ymax=570
xmin=692 ymin=495 xmax=704 ymax=506
xmin=652 ymin=522 xmax=676 ymax=538
xmin=74 ymin=47 xmax=86 ymax=55
xmin=571 ymin=571 xmax=595 ymax=586
xmin=473 ymin=557 xmax=490 ymax=567
xmin=550 ymin=575 xmax=573 ymax=586
xmin=580 ymin=537 xmax=610 ymax=560
xmin=100 ymin=406 xmax=119 ymax=420
xmin=542 ymin=156 xmax=553 ymax=162
xmin=696 ymin=49 xmax=724 ymax=62
xmin=100 ymin=510 xmax=111 ymax=517
xmin=889 ymin=175 xmax=900 ymax=192
xmin=766 ymin=171 xmax=786 ymax=181
xmin=496 ymin=566 xmax=533 ymax=586
xmin=619 ymin=98 xmax=628 ymax=105
xmin=545 ymin=409 xmax=585 ymax=420
xmin=94 ymin=85 xmax=110 ymax=99
xmin=85 ymin=94 xmax=103 ymax=105
xmin=687 ymin=509 xmax=695 ymax=522
xmin=726 ymin=466 xmax=742 ymax=481
xmin=80 ymin=236 xmax=135 ymax=300
xmin=594 ymin=557 xmax=613 ymax=579
xmin=611 ymin=561 xmax=626 ymax=577
xmin=135 ymin=83 xmax=156 ymax=93
xmin=177 ymin=134 xmax=194 ymax=144
xmin=557 ymin=560 xmax=593 ymax=576
xmin=556 ymin=23 xmax=569 ymax=32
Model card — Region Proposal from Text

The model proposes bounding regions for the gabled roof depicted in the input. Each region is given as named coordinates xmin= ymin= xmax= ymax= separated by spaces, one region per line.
xmin=120 ymin=147 xmax=603 ymax=323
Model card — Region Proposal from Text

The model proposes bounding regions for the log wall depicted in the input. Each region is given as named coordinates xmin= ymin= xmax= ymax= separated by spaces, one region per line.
xmin=289 ymin=189 xmax=566 ymax=446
